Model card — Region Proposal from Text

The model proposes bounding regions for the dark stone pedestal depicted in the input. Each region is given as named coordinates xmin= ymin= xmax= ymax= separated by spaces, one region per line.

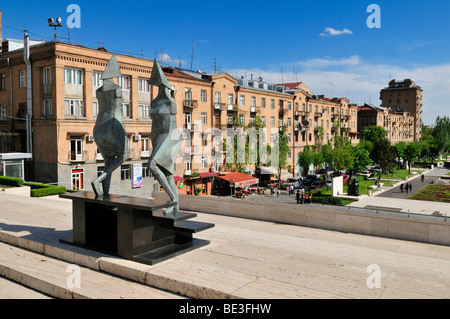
xmin=59 ymin=192 xmax=214 ymax=265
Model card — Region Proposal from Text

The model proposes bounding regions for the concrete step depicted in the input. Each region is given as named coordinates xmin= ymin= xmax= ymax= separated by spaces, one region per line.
xmin=0 ymin=241 xmax=184 ymax=299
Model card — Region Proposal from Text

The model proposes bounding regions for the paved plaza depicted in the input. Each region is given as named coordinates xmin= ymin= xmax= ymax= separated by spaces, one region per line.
xmin=0 ymin=177 xmax=449 ymax=299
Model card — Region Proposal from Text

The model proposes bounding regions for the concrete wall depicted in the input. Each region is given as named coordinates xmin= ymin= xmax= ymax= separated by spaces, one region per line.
xmin=152 ymin=192 xmax=450 ymax=247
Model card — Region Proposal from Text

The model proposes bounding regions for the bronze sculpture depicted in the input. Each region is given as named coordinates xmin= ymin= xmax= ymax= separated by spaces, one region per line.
xmin=91 ymin=54 xmax=129 ymax=197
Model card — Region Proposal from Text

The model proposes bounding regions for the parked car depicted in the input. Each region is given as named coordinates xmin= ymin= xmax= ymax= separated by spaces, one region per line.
xmin=358 ymin=170 xmax=373 ymax=178
xmin=310 ymin=180 xmax=327 ymax=190
xmin=303 ymin=175 xmax=318 ymax=186
xmin=281 ymin=177 xmax=303 ymax=189
xmin=340 ymin=174 xmax=349 ymax=183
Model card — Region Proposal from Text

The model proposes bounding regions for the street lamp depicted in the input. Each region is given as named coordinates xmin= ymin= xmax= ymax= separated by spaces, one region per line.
xmin=48 ymin=17 xmax=62 ymax=41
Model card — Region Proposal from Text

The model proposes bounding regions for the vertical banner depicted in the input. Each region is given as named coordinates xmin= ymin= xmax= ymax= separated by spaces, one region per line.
xmin=133 ymin=163 xmax=143 ymax=188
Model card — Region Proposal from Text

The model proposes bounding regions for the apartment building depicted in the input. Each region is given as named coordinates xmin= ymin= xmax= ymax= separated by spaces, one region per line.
xmin=357 ymin=104 xmax=415 ymax=144
xmin=0 ymin=39 xmax=161 ymax=196
xmin=380 ymin=79 xmax=423 ymax=142
xmin=0 ymin=35 xmax=364 ymax=197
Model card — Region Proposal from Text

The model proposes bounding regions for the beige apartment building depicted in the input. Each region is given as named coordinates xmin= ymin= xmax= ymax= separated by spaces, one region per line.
xmin=0 ymin=36 xmax=363 ymax=192
xmin=379 ymin=79 xmax=423 ymax=142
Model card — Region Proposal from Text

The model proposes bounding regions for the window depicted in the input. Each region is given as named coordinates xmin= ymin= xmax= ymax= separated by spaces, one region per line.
xmin=0 ymin=105 xmax=6 ymax=121
xmin=287 ymin=118 xmax=291 ymax=127
xmin=64 ymin=68 xmax=83 ymax=85
xmin=142 ymin=164 xmax=151 ymax=178
xmin=251 ymin=96 xmax=256 ymax=107
xmin=117 ymin=76 xmax=130 ymax=91
xmin=201 ymin=90 xmax=207 ymax=103
xmin=228 ymin=94 xmax=233 ymax=107
xmin=185 ymin=159 xmax=192 ymax=174
xmin=201 ymin=112 xmax=207 ymax=125
xmin=201 ymin=157 xmax=208 ymax=169
xmin=271 ymin=99 xmax=275 ymax=109
xmin=43 ymin=67 xmax=51 ymax=85
xmin=261 ymin=98 xmax=266 ymax=108
xmin=185 ymin=87 xmax=192 ymax=103
xmin=122 ymin=103 xmax=131 ymax=118
xmin=271 ymin=117 xmax=275 ymax=126
xmin=0 ymin=74 xmax=6 ymax=90
xmin=93 ymin=101 xmax=99 ymax=117
xmin=138 ymin=78 xmax=150 ymax=92
xmin=19 ymin=70 xmax=26 ymax=88
xmin=92 ymin=72 xmax=103 ymax=88
xmin=121 ymin=165 xmax=131 ymax=180
xmin=240 ymin=95 xmax=245 ymax=107
xmin=261 ymin=116 xmax=266 ymax=127
xmin=65 ymin=99 xmax=84 ymax=116
xmin=71 ymin=169 xmax=84 ymax=191
xmin=97 ymin=166 xmax=105 ymax=178
xmin=140 ymin=135 xmax=150 ymax=157
xmin=239 ymin=114 xmax=245 ymax=125
xmin=70 ymin=138 xmax=83 ymax=161
xmin=43 ymin=99 xmax=52 ymax=116
xmin=288 ymin=102 xmax=291 ymax=110
xmin=215 ymin=92 xmax=221 ymax=107
xmin=250 ymin=115 xmax=255 ymax=124
xmin=138 ymin=104 xmax=150 ymax=119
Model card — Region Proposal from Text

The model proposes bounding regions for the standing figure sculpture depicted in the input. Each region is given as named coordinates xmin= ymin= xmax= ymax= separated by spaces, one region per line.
xmin=91 ymin=54 xmax=129 ymax=197
xmin=147 ymin=61 xmax=181 ymax=215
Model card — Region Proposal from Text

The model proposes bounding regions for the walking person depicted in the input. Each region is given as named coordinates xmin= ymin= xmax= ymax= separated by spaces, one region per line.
xmin=400 ymin=183 xmax=404 ymax=193
xmin=405 ymin=183 xmax=409 ymax=193
xmin=277 ymin=189 xmax=280 ymax=197
xmin=296 ymin=190 xmax=300 ymax=204
xmin=409 ymin=182 xmax=412 ymax=193
xmin=421 ymin=174 xmax=425 ymax=182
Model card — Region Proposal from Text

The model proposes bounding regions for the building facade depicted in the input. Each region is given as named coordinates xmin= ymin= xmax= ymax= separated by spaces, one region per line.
xmin=379 ymin=79 xmax=423 ymax=142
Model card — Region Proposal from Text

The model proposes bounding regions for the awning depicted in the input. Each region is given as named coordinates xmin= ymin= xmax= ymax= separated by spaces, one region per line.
xmin=217 ymin=172 xmax=259 ymax=188
xmin=259 ymin=166 xmax=293 ymax=180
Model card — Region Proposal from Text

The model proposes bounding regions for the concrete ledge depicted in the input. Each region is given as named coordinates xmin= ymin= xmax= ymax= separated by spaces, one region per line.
xmin=0 ymin=186 xmax=30 ymax=197
xmin=153 ymin=192 xmax=450 ymax=247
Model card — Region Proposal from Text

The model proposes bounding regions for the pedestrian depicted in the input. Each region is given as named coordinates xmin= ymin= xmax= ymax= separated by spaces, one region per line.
xmin=296 ymin=190 xmax=300 ymax=204
xmin=400 ymin=183 xmax=404 ymax=193
xmin=405 ymin=183 xmax=409 ymax=193
xmin=308 ymin=191 xmax=313 ymax=204
xmin=421 ymin=174 xmax=424 ymax=182
xmin=409 ymin=182 xmax=412 ymax=192
xmin=277 ymin=189 xmax=280 ymax=197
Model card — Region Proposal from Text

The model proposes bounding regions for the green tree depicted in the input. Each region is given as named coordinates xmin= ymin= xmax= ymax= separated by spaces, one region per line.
xmin=395 ymin=141 xmax=407 ymax=169
xmin=362 ymin=126 xmax=387 ymax=144
xmin=297 ymin=146 xmax=314 ymax=176
xmin=371 ymin=137 xmax=397 ymax=177
xmin=404 ymin=142 xmax=422 ymax=173
xmin=333 ymin=136 xmax=354 ymax=173
xmin=432 ymin=116 xmax=450 ymax=154
xmin=321 ymin=142 xmax=334 ymax=171
xmin=347 ymin=144 xmax=371 ymax=185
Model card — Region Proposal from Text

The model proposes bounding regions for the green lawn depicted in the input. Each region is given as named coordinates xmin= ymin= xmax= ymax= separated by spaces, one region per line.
xmin=379 ymin=168 xmax=422 ymax=180
xmin=317 ymin=175 xmax=395 ymax=196
xmin=408 ymin=185 xmax=450 ymax=203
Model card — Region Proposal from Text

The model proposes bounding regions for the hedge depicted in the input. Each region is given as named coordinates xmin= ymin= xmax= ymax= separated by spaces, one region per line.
xmin=23 ymin=182 xmax=67 ymax=198
xmin=0 ymin=176 xmax=24 ymax=187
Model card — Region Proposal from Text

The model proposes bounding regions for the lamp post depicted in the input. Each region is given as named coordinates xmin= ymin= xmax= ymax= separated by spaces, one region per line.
xmin=48 ymin=17 xmax=62 ymax=42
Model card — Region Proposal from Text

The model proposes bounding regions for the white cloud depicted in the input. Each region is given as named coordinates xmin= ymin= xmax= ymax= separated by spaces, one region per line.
xmin=320 ymin=27 xmax=353 ymax=37
xmin=158 ymin=53 xmax=186 ymax=67
xmin=225 ymin=57 xmax=450 ymax=126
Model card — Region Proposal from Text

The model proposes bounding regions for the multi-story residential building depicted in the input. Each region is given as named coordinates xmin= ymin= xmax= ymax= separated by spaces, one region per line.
xmin=379 ymin=79 xmax=423 ymax=141
xmin=357 ymin=103 xmax=415 ymax=144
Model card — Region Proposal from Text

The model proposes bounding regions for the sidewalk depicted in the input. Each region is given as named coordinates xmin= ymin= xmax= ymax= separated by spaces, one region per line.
xmin=0 ymin=192 xmax=449 ymax=299
xmin=349 ymin=167 xmax=450 ymax=216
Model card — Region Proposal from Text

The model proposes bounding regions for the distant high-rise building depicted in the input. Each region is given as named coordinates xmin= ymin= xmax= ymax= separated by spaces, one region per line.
xmin=380 ymin=79 xmax=423 ymax=142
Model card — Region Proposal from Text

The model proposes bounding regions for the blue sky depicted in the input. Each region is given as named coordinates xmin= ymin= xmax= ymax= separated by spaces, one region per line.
xmin=2 ymin=0 xmax=449 ymax=125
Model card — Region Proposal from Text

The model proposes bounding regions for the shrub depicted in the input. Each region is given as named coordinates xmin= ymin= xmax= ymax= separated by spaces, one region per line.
xmin=23 ymin=182 xmax=67 ymax=197
xmin=0 ymin=176 xmax=24 ymax=187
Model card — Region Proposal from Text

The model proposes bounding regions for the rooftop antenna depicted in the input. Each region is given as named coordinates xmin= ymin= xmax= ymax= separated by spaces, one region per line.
xmin=179 ymin=54 xmax=182 ymax=68
xmin=190 ymin=42 xmax=195 ymax=70
xmin=328 ymin=81 xmax=334 ymax=97
xmin=214 ymin=58 xmax=217 ymax=73
xmin=281 ymin=67 xmax=284 ymax=84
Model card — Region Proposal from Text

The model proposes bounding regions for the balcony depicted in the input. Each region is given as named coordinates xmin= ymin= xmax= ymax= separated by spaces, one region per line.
xmin=68 ymin=151 xmax=88 ymax=162
xmin=314 ymin=112 xmax=323 ymax=118
xmin=184 ymin=123 xmax=199 ymax=131
xmin=184 ymin=100 xmax=199 ymax=109
xmin=214 ymin=102 xmax=227 ymax=111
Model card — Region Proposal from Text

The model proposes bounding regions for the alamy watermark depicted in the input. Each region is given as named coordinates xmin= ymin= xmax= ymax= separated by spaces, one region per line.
xmin=367 ymin=4 xmax=381 ymax=29
xmin=366 ymin=264 xmax=381 ymax=289
xmin=66 ymin=264 xmax=81 ymax=289
xmin=66 ymin=4 xmax=81 ymax=29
